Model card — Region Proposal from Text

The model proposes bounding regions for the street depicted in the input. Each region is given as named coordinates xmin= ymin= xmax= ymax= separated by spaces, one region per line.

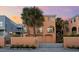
xmin=0 ymin=43 xmax=79 ymax=52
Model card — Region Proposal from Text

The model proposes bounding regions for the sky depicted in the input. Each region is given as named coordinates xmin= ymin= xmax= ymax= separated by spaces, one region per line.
xmin=0 ymin=6 xmax=79 ymax=24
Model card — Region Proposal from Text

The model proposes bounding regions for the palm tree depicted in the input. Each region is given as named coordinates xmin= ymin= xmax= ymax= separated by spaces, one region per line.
xmin=63 ymin=20 xmax=69 ymax=35
xmin=21 ymin=7 xmax=30 ymax=35
xmin=21 ymin=6 xmax=44 ymax=36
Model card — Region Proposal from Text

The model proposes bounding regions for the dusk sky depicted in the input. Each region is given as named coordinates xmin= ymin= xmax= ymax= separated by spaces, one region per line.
xmin=0 ymin=6 xmax=79 ymax=23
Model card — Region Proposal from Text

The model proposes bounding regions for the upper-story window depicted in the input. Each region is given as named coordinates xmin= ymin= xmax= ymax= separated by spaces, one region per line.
xmin=48 ymin=17 xmax=51 ymax=21
xmin=72 ymin=18 xmax=76 ymax=23
xmin=78 ymin=27 xmax=79 ymax=32
xmin=47 ymin=26 xmax=54 ymax=33
xmin=0 ymin=22 xmax=3 ymax=27
xmin=0 ymin=30 xmax=4 ymax=36
xmin=75 ymin=16 xmax=79 ymax=20
xmin=78 ymin=17 xmax=79 ymax=20
xmin=48 ymin=16 xmax=54 ymax=21
xmin=71 ymin=20 xmax=72 ymax=23
xmin=37 ymin=27 xmax=43 ymax=33
xmin=74 ymin=18 xmax=76 ymax=22
xmin=23 ymin=27 xmax=27 ymax=32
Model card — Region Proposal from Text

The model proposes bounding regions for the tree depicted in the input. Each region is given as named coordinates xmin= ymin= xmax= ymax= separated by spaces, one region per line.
xmin=63 ymin=20 xmax=69 ymax=35
xmin=21 ymin=6 xmax=44 ymax=36
xmin=56 ymin=18 xmax=64 ymax=43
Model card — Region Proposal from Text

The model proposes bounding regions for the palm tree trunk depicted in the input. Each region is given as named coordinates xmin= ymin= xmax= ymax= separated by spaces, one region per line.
xmin=33 ymin=25 xmax=36 ymax=37
xmin=27 ymin=26 xmax=30 ymax=35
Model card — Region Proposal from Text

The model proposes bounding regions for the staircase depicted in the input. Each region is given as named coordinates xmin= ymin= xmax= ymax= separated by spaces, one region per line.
xmin=39 ymin=43 xmax=63 ymax=48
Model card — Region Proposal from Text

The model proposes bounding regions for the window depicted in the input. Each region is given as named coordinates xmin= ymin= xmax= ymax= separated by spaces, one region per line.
xmin=72 ymin=27 xmax=77 ymax=34
xmin=23 ymin=27 xmax=27 ymax=32
xmin=78 ymin=17 xmax=79 ymax=20
xmin=0 ymin=30 xmax=4 ymax=36
xmin=48 ymin=17 xmax=50 ymax=21
xmin=66 ymin=28 xmax=69 ymax=32
xmin=78 ymin=27 xmax=79 ymax=32
xmin=47 ymin=26 xmax=54 ymax=33
xmin=0 ymin=22 xmax=3 ymax=26
xmin=74 ymin=18 xmax=76 ymax=22
xmin=71 ymin=20 xmax=72 ymax=23
xmin=37 ymin=27 xmax=43 ymax=33
xmin=48 ymin=16 xmax=52 ymax=21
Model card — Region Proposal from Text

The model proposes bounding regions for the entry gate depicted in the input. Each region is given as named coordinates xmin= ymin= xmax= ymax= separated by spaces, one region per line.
xmin=4 ymin=36 xmax=11 ymax=46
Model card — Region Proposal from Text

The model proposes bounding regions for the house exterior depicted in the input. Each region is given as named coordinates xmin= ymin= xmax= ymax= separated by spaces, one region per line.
xmin=0 ymin=15 xmax=56 ymax=47
xmin=63 ymin=16 xmax=79 ymax=48
xmin=23 ymin=15 xmax=56 ymax=43
xmin=67 ymin=16 xmax=79 ymax=35
xmin=0 ymin=16 xmax=23 ymax=37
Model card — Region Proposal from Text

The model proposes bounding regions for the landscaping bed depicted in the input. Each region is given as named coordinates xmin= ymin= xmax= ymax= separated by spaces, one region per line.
xmin=64 ymin=34 xmax=79 ymax=37
xmin=67 ymin=46 xmax=79 ymax=49
xmin=10 ymin=45 xmax=37 ymax=49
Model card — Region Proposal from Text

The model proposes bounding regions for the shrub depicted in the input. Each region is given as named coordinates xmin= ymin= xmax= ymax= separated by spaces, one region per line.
xmin=67 ymin=46 xmax=79 ymax=49
xmin=16 ymin=45 xmax=20 ymax=49
xmin=31 ymin=45 xmax=37 ymax=49
xmin=67 ymin=46 xmax=75 ymax=49
xmin=0 ymin=46 xmax=3 ymax=48
xmin=64 ymin=34 xmax=79 ymax=37
xmin=10 ymin=45 xmax=37 ymax=49
xmin=11 ymin=45 xmax=25 ymax=48
xmin=10 ymin=45 xmax=16 ymax=48
xmin=20 ymin=45 xmax=24 ymax=48
xmin=11 ymin=45 xmax=20 ymax=48
xmin=24 ymin=45 xmax=30 ymax=48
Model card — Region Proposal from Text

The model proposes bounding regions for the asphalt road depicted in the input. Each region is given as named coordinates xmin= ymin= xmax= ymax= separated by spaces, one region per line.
xmin=0 ymin=43 xmax=79 ymax=52
xmin=0 ymin=47 xmax=79 ymax=52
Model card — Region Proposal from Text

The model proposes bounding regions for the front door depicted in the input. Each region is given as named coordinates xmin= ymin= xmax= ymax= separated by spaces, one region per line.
xmin=4 ymin=35 xmax=11 ymax=46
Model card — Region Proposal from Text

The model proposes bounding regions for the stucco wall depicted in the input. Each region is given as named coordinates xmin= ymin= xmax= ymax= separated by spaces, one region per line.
xmin=23 ymin=16 xmax=56 ymax=43
xmin=11 ymin=37 xmax=38 ymax=47
xmin=43 ymin=16 xmax=55 ymax=34
xmin=0 ymin=37 xmax=5 ymax=47
xmin=37 ymin=35 xmax=56 ymax=43
xmin=68 ymin=16 xmax=79 ymax=34
xmin=64 ymin=37 xmax=79 ymax=48
xmin=11 ymin=35 xmax=56 ymax=47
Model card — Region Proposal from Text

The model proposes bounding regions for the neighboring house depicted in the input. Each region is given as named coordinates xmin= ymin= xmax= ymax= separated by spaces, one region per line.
xmin=68 ymin=16 xmax=79 ymax=35
xmin=24 ymin=15 xmax=56 ymax=43
xmin=63 ymin=15 xmax=79 ymax=35
xmin=0 ymin=15 xmax=23 ymax=37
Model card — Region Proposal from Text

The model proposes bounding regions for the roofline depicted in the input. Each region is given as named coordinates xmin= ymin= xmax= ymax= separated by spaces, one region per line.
xmin=0 ymin=15 xmax=23 ymax=27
